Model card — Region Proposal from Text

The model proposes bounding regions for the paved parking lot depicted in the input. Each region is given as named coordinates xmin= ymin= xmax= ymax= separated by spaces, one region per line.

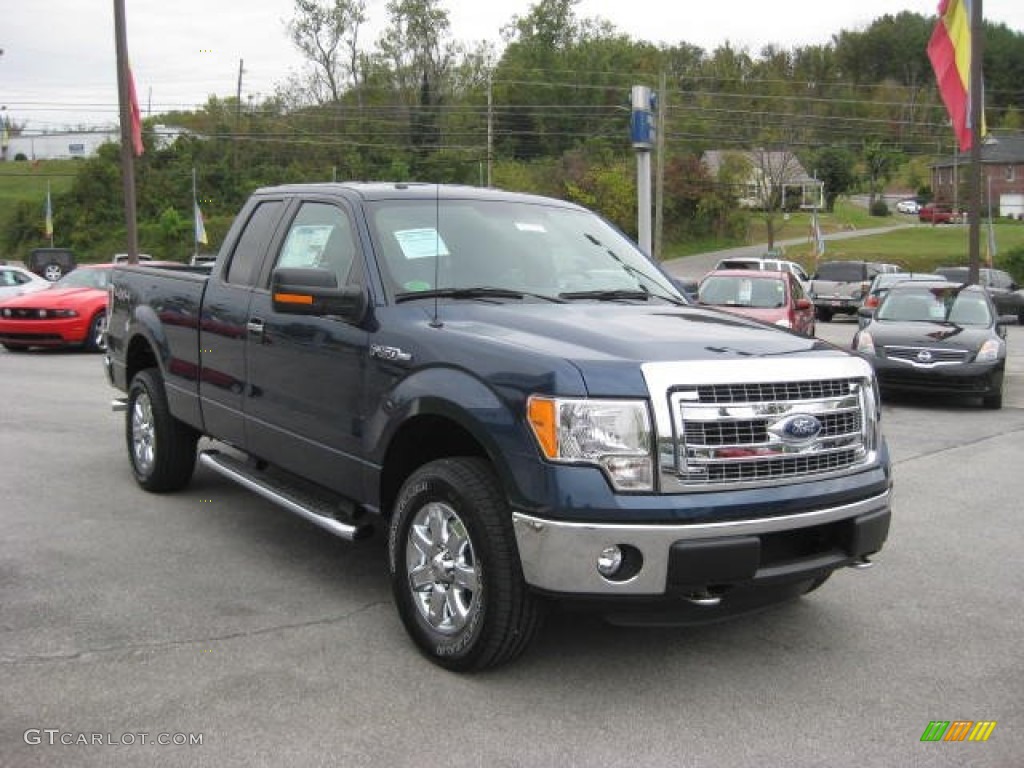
xmin=1 ymin=331 xmax=1022 ymax=767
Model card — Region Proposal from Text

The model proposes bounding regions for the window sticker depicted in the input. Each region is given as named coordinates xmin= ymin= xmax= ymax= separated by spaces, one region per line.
xmin=515 ymin=222 xmax=547 ymax=233
xmin=279 ymin=224 xmax=334 ymax=268
xmin=394 ymin=228 xmax=450 ymax=260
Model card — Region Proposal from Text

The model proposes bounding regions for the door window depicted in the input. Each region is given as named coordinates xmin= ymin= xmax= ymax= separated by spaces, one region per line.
xmin=225 ymin=201 xmax=284 ymax=286
xmin=273 ymin=202 xmax=357 ymax=287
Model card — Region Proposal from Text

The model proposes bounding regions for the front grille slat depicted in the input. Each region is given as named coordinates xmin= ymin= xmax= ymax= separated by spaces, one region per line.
xmin=671 ymin=377 xmax=870 ymax=488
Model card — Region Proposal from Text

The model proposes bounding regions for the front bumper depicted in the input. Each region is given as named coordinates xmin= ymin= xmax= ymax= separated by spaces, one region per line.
xmin=512 ymin=489 xmax=891 ymax=596
xmin=872 ymin=358 xmax=1004 ymax=397
xmin=0 ymin=317 xmax=89 ymax=347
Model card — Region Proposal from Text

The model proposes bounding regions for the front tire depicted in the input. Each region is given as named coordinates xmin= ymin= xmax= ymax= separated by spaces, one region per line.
xmin=126 ymin=368 xmax=199 ymax=492
xmin=388 ymin=457 xmax=542 ymax=672
xmin=982 ymin=390 xmax=1003 ymax=409
xmin=84 ymin=311 xmax=107 ymax=352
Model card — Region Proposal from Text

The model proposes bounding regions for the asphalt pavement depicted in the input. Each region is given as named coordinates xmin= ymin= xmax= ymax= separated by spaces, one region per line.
xmin=1 ymin=329 xmax=1022 ymax=767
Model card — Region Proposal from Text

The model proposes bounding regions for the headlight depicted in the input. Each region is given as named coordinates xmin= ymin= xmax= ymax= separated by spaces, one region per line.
xmin=854 ymin=331 xmax=876 ymax=356
xmin=527 ymin=396 xmax=654 ymax=491
xmin=977 ymin=339 xmax=1002 ymax=362
xmin=774 ymin=318 xmax=792 ymax=328
xmin=50 ymin=309 xmax=79 ymax=318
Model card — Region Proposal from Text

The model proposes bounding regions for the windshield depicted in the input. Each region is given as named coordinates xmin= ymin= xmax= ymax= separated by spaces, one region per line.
xmin=365 ymin=198 xmax=681 ymax=302
xmin=54 ymin=268 xmax=109 ymax=290
xmin=699 ymin=275 xmax=786 ymax=309
xmin=877 ymin=287 xmax=991 ymax=325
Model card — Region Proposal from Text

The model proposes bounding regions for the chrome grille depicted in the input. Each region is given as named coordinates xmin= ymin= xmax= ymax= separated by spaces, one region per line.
xmin=666 ymin=374 xmax=872 ymax=490
xmin=694 ymin=379 xmax=856 ymax=403
xmin=884 ymin=345 xmax=970 ymax=366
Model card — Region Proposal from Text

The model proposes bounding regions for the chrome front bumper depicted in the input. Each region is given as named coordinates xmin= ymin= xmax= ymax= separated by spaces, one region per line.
xmin=512 ymin=489 xmax=891 ymax=595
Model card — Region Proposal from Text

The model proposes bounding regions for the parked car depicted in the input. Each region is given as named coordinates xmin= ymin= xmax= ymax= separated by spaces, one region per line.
xmin=858 ymin=272 xmax=950 ymax=327
xmin=852 ymin=281 xmax=1006 ymax=408
xmin=896 ymin=199 xmax=921 ymax=214
xmin=0 ymin=264 xmax=111 ymax=352
xmin=918 ymin=204 xmax=959 ymax=224
xmin=933 ymin=266 xmax=1024 ymax=323
xmin=714 ymin=255 xmax=811 ymax=285
xmin=26 ymin=247 xmax=77 ymax=282
xmin=807 ymin=260 xmax=900 ymax=321
xmin=698 ymin=269 xmax=816 ymax=336
xmin=0 ymin=264 xmax=51 ymax=299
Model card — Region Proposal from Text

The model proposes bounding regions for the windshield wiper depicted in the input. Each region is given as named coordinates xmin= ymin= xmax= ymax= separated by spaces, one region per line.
xmin=395 ymin=287 xmax=565 ymax=304
xmin=558 ymin=289 xmax=652 ymax=302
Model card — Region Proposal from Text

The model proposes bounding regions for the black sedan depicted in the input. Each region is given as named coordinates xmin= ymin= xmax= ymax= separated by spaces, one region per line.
xmin=852 ymin=281 xmax=1007 ymax=409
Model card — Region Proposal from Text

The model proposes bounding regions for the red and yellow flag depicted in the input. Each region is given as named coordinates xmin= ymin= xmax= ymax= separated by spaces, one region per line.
xmin=927 ymin=0 xmax=984 ymax=151
xmin=126 ymin=60 xmax=144 ymax=155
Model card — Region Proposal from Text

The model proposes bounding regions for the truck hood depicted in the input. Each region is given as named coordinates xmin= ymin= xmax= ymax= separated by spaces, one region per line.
xmin=436 ymin=301 xmax=832 ymax=364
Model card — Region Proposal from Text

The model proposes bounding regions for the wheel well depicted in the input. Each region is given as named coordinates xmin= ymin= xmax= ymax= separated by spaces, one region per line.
xmin=380 ymin=414 xmax=488 ymax=518
xmin=125 ymin=335 xmax=159 ymax=386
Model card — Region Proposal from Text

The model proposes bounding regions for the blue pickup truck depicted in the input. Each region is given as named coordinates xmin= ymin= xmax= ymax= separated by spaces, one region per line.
xmin=106 ymin=183 xmax=892 ymax=671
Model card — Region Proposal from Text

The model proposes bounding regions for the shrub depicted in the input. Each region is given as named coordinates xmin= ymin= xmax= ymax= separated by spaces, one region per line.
xmin=869 ymin=199 xmax=890 ymax=217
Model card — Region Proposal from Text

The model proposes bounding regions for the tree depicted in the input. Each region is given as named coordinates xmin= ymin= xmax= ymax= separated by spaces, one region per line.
xmin=288 ymin=0 xmax=368 ymax=105
xmin=862 ymin=141 xmax=902 ymax=205
xmin=812 ymin=147 xmax=857 ymax=212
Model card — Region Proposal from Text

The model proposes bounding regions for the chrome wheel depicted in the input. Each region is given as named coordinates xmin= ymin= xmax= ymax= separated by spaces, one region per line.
xmin=88 ymin=312 xmax=107 ymax=352
xmin=43 ymin=263 xmax=63 ymax=281
xmin=131 ymin=391 xmax=156 ymax=476
xmin=406 ymin=501 xmax=480 ymax=635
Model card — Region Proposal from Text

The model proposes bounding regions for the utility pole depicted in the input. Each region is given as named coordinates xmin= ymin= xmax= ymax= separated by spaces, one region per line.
xmin=486 ymin=76 xmax=493 ymax=188
xmin=967 ymin=0 xmax=984 ymax=285
xmin=113 ymin=0 xmax=139 ymax=264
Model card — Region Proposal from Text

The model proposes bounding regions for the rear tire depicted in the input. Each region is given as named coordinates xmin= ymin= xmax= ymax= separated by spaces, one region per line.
xmin=126 ymin=368 xmax=199 ymax=492
xmin=388 ymin=457 xmax=542 ymax=672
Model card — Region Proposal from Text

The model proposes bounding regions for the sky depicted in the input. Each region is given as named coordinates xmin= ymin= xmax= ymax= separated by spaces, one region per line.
xmin=2 ymin=0 xmax=1023 ymax=133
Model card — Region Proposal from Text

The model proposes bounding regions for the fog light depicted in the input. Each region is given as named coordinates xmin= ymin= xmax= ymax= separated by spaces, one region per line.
xmin=596 ymin=545 xmax=623 ymax=577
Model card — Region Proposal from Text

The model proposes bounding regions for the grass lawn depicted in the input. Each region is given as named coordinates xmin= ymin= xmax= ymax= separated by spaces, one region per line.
xmin=0 ymin=160 xmax=77 ymax=206
xmin=663 ymin=198 xmax=1024 ymax=276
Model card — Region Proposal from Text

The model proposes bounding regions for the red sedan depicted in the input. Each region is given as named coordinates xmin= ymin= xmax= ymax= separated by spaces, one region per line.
xmin=697 ymin=269 xmax=816 ymax=337
xmin=0 ymin=264 xmax=112 ymax=352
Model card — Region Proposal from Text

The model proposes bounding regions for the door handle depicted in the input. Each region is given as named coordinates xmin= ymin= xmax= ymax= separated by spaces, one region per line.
xmin=246 ymin=319 xmax=264 ymax=335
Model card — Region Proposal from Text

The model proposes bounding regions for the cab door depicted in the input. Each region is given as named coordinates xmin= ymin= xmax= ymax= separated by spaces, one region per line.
xmin=244 ymin=199 xmax=371 ymax=499
xmin=198 ymin=199 xmax=286 ymax=448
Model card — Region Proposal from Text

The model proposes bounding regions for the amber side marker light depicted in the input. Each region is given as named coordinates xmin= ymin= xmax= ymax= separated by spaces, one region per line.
xmin=273 ymin=292 xmax=314 ymax=305
xmin=527 ymin=396 xmax=558 ymax=459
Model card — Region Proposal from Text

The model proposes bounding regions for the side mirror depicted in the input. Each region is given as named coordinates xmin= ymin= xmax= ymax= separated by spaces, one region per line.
xmin=271 ymin=267 xmax=367 ymax=322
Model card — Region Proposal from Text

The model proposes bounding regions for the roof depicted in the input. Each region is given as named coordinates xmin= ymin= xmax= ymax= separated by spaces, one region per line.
xmin=702 ymin=149 xmax=819 ymax=184
xmin=931 ymin=132 xmax=1024 ymax=168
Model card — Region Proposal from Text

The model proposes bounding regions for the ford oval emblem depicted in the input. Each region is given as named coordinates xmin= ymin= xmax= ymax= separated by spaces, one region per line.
xmin=775 ymin=414 xmax=823 ymax=443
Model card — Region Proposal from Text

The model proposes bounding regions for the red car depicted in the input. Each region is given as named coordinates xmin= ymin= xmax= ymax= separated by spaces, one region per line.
xmin=697 ymin=269 xmax=816 ymax=337
xmin=918 ymin=204 xmax=960 ymax=224
xmin=0 ymin=264 xmax=112 ymax=352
